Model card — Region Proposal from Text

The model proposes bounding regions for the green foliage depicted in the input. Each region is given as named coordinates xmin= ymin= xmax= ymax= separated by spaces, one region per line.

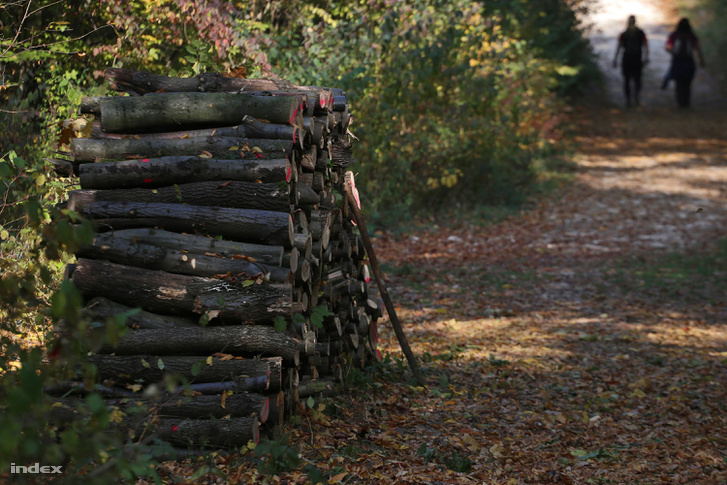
xmin=679 ymin=0 xmax=727 ymax=85
xmin=309 ymin=305 xmax=332 ymax=330
xmin=417 ymin=443 xmax=473 ymax=472
xmin=0 ymin=0 xmax=599 ymax=479
xmin=253 ymin=437 xmax=301 ymax=475
xmin=266 ymin=0 xmax=597 ymax=223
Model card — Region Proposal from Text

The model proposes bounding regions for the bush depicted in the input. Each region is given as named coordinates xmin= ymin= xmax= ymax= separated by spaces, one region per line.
xmin=266 ymin=0 xmax=597 ymax=223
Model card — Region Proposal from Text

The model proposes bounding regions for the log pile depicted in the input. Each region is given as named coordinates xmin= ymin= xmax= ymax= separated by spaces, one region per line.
xmin=50 ymin=69 xmax=383 ymax=449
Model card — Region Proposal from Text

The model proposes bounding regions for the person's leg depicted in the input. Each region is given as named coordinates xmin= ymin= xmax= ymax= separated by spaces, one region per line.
xmin=633 ymin=67 xmax=642 ymax=106
xmin=622 ymin=65 xmax=633 ymax=107
xmin=675 ymin=77 xmax=689 ymax=107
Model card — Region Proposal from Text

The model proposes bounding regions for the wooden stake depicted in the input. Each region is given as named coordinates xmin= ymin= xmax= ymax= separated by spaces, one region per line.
xmin=343 ymin=174 xmax=423 ymax=384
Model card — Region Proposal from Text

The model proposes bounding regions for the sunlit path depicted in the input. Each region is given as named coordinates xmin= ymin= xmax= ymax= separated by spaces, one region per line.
xmin=586 ymin=0 xmax=722 ymax=108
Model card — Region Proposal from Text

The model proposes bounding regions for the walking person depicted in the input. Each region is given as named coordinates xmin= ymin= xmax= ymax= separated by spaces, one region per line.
xmin=665 ymin=18 xmax=705 ymax=108
xmin=613 ymin=15 xmax=649 ymax=107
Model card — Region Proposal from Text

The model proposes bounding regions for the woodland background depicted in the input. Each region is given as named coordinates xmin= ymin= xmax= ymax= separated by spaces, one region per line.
xmin=0 ymin=0 xmax=725 ymax=483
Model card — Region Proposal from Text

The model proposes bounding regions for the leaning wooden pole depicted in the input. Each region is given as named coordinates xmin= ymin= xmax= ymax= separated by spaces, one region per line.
xmin=343 ymin=177 xmax=423 ymax=384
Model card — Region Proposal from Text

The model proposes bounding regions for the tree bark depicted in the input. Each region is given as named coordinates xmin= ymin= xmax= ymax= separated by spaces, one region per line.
xmin=96 ymin=92 xmax=303 ymax=133
xmin=296 ymin=377 xmax=335 ymax=399
xmin=181 ymin=374 xmax=269 ymax=395
xmin=68 ymin=180 xmax=290 ymax=213
xmin=103 ymin=68 xmax=332 ymax=111
xmin=86 ymin=229 xmax=284 ymax=267
xmin=78 ymin=157 xmax=290 ymax=190
xmin=153 ymin=416 xmax=259 ymax=447
xmin=75 ymin=201 xmax=294 ymax=247
xmin=73 ymin=259 xmax=293 ymax=323
xmin=85 ymin=297 xmax=199 ymax=330
xmin=78 ymin=237 xmax=291 ymax=283
xmin=91 ymin=115 xmax=303 ymax=147
xmin=71 ymin=137 xmax=293 ymax=163
xmin=98 ymin=325 xmax=300 ymax=364
xmin=107 ymin=392 xmax=269 ymax=421
xmin=88 ymin=354 xmax=271 ymax=385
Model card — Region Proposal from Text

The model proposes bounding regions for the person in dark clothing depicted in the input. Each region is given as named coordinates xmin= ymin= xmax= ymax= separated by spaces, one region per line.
xmin=665 ymin=18 xmax=705 ymax=108
xmin=613 ymin=15 xmax=649 ymax=107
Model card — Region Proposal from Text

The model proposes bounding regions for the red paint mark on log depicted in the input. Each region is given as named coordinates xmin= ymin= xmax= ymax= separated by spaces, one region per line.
xmin=289 ymin=102 xmax=301 ymax=125
xmin=143 ymin=178 xmax=153 ymax=184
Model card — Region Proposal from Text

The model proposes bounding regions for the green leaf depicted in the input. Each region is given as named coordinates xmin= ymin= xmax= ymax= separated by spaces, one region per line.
xmin=306 ymin=396 xmax=315 ymax=408
xmin=191 ymin=361 xmax=203 ymax=376
xmin=157 ymin=358 xmax=165 ymax=370
xmin=273 ymin=316 xmax=287 ymax=333
xmin=0 ymin=163 xmax=12 ymax=178
xmin=140 ymin=358 xmax=151 ymax=369
xmin=310 ymin=306 xmax=332 ymax=329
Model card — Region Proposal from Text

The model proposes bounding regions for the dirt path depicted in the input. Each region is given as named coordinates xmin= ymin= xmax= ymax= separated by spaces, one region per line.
xmin=286 ymin=1 xmax=727 ymax=483
xmin=227 ymin=2 xmax=727 ymax=484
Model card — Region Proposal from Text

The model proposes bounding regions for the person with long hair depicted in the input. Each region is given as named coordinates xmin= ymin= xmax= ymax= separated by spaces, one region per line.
xmin=613 ymin=15 xmax=649 ymax=107
xmin=665 ymin=18 xmax=706 ymax=108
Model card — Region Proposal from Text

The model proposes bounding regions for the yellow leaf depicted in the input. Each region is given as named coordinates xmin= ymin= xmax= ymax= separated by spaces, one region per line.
xmin=199 ymin=151 xmax=213 ymax=159
xmin=251 ymin=146 xmax=263 ymax=153
xmin=490 ymin=443 xmax=505 ymax=458
xmin=206 ymin=356 xmax=214 ymax=366
xmin=229 ymin=146 xmax=239 ymax=151
xmin=109 ymin=407 xmax=125 ymax=424
xmin=330 ymin=472 xmax=347 ymax=482
xmin=462 ymin=434 xmax=480 ymax=452
xmin=221 ymin=392 xmax=227 ymax=409
xmin=631 ymin=388 xmax=647 ymax=398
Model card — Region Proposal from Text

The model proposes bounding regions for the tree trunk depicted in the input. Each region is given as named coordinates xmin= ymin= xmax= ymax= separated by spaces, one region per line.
xmin=292 ymin=183 xmax=320 ymax=207
xmin=78 ymin=157 xmax=290 ymax=190
xmin=78 ymin=237 xmax=291 ymax=283
xmin=153 ymin=416 xmax=259 ymax=447
xmin=68 ymin=179 xmax=290 ymax=213
xmin=299 ymin=146 xmax=317 ymax=171
xmin=71 ymin=137 xmax=293 ymax=163
xmin=159 ymin=393 xmax=268 ymax=421
xmin=98 ymin=325 xmax=300 ymax=364
xmin=296 ymin=377 xmax=336 ymax=399
xmin=88 ymin=354 xmax=271 ymax=385
xmin=87 ymin=228 xmax=285 ymax=267
xmin=103 ymin=68 xmax=332 ymax=110
xmin=85 ymin=297 xmax=199 ymax=329
xmin=103 ymin=392 xmax=269 ymax=421
xmin=97 ymin=92 xmax=303 ymax=133
xmin=91 ymin=115 xmax=303 ymax=147
xmin=75 ymin=201 xmax=294 ymax=247
xmin=182 ymin=374 xmax=269 ymax=395
xmin=73 ymin=259 xmax=293 ymax=323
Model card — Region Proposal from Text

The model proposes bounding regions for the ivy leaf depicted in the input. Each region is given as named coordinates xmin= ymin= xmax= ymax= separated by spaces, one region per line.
xmin=273 ymin=316 xmax=287 ymax=333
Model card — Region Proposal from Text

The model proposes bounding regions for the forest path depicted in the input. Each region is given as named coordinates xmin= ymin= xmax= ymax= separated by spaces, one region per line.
xmin=322 ymin=0 xmax=727 ymax=483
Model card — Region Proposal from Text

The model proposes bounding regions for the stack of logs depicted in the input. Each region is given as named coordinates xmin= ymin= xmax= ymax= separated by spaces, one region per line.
xmin=49 ymin=68 xmax=383 ymax=449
